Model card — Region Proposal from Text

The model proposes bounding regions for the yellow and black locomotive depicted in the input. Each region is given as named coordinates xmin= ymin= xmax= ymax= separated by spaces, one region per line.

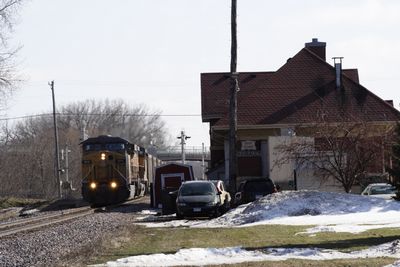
xmin=81 ymin=135 xmax=154 ymax=205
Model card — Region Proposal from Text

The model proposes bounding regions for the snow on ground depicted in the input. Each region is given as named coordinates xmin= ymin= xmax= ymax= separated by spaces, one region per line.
xmin=137 ymin=210 xmax=158 ymax=215
xmin=19 ymin=208 xmax=40 ymax=216
xmin=387 ymin=260 xmax=400 ymax=267
xmin=94 ymin=239 xmax=400 ymax=267
xmin=99 ymin=191 xmax=400 ymax=266
xmin=137 ymin=190 xmax=400 ymax=234
xmin=134 ymin=209 xmax=159 ymax=221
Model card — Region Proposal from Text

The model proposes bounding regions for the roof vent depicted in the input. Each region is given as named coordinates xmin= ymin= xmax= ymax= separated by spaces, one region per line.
xmin=385 ymin=100 xmax=394 ymax=106
xmin=305 ymin=38 xmax=326 ymax=61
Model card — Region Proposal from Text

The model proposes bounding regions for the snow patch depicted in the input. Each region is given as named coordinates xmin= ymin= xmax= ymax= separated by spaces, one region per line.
xmin=95 ymin=240 xmax=400 ymax=267
xmin=101 ymin=191 xmax=400 ymax=266
xmin=137 ymin=190 xmax=400 ymax=234
xmin=19 ymin=208 xmax=40 ymax=216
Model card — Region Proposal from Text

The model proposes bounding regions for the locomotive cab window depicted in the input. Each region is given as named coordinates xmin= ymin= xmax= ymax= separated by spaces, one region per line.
xmin=105 ymin=143 xmax=125 ymax=151
xmin=84 ymin=144 xmax=102 ymax=151
xmin=83 ymin=143 xmax=125 ymax=152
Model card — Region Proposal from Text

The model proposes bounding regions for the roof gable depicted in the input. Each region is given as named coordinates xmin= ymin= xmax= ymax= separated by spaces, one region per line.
xmin=201 ymin=44 xmax=400 ymax=128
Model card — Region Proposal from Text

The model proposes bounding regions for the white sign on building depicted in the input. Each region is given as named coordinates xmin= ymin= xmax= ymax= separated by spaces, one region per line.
xmin=241 ymin=140 xmax=256 ymax=151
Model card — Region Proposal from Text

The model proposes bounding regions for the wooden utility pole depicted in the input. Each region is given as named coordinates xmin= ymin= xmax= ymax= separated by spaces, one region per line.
xmin=229 ymin=0 xmax=238 ymax=193
xmin=49 ymin=80 xmax=61 ymax=198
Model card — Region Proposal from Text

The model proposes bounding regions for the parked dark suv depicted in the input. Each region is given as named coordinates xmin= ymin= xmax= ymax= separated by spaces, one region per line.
xmin=234 ymin=178 xmax=276 ymax=205
xmin=176 ymin=181 xmax=223 ymax=219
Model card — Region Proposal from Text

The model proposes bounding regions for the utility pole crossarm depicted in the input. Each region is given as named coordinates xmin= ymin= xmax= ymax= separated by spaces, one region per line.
xmin=177 ymin=130 xmax=190 ymax=164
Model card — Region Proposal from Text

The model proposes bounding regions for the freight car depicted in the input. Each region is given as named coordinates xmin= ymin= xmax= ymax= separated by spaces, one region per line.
xmin=81 ymin=135 xmax=160 ymax=205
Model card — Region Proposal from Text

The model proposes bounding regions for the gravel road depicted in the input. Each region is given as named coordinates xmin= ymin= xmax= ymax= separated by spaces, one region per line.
xmin=0 ymin=199 xmax=150 ymax=267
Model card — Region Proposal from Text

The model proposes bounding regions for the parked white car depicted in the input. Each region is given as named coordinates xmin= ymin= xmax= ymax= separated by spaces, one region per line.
xmin=361 ymin=183 xmax=397 ymax=199
xmin=210 ymin=180 xmax=231 ymax=212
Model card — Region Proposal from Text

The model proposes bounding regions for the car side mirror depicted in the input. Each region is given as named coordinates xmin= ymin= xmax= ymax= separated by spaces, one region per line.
xmin=169 ymin=190 xmax=178 ymax=196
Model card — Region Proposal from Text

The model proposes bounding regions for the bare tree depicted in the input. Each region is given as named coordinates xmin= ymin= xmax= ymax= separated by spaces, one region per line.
xmin=0 ymin=116 xmax=56 ymax=197
xmin=0 ymin=99 xmax=170 ymax=198
xmin=275 ymin=119 xmax=392 ymax=193
xmin=60 ymin=99 xmax=169 ymax=148
xmin=0 ymin=0 xmax=23 ymax=112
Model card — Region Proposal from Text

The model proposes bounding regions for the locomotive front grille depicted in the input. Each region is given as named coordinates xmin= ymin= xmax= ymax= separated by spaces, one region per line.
xmin=96 ymin=165 xmax=112 ymax=180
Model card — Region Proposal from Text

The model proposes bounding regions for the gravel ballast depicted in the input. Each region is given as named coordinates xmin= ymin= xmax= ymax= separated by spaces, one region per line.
xmin=0 ymin=202 xmax=147 ymax=267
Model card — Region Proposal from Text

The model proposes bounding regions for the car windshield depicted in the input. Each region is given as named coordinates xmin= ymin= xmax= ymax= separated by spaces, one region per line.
xmin=370 ymin=186 xmax=396 ymax=195
xmin=180 ymin=183 xmax=215 ymax=196
xmin=245 ymin=181 xmax=271 ymax=193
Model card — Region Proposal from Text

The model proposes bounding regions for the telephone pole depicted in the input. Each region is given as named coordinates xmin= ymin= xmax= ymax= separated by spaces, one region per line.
xmin=229 ymin=0 xmax=239 ymax=193
xmin=49 ymin=80 xmax=61 ymax=198
xmin=202 ymin=142 xmax=205 ymax=180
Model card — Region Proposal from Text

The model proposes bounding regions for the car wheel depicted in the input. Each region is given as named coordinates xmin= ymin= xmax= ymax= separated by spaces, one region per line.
xmin=176 ymin=212 xmax=184 ymax=219
xmin=211 ymin=208 xmax=221 ymax=218
xmin=224 ymin=200 xmax=231 ymax=213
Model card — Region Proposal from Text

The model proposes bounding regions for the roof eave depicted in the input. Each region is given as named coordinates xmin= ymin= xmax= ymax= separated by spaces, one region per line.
xmin=211 ymin=120 xmax=400 ymax=131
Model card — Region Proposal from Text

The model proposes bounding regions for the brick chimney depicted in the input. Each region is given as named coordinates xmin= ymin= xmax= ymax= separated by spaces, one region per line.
xmin=305 ymin=38 xmax=326 ymax=61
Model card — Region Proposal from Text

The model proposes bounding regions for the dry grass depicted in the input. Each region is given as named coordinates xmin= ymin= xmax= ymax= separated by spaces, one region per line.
xmin=82 ymin=224 xmax=400 ymax=266
xmin=0 ymin=197 xmax=47 ymax=209
xmin=0 ymin=197 xmax=49 ymax=221
xmin=212 ymin=258 xmax=396 ymax=266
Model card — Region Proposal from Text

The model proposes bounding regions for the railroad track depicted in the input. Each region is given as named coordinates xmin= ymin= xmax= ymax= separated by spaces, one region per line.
xmin=0 ymin=197 xmax=147 ymax=239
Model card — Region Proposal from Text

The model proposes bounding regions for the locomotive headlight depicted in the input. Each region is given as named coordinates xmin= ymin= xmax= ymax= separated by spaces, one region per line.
xmin=110 ymin=181 xmax=117 ymax=189
xmin=100 ymin=153 xmax=106 ymax=160
xmin=90 ymin=182 xmax=97 ymax=189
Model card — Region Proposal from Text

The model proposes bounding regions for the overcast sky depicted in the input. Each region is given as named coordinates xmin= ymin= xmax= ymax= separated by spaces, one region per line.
xmin=6 ymin=0 xmax=400 ymax=146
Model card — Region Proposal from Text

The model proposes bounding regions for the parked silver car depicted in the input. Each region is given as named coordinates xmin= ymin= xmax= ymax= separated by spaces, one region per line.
xmin=361 ymin=183 xmax=396 ymax=199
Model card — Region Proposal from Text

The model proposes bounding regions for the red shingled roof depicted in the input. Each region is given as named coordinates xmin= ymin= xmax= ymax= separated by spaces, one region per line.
xmin=201 ymin=46 xmax=400 ymax=127
xmin=201 ymin=71 xmax=274 ymax=122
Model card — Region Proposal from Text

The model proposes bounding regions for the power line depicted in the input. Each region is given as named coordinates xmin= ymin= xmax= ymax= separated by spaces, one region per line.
xmin=24 ymin=80 xmax=195 ymax=87
xmin=0 ymin=112 xmax=202 ymax=121
xmin=0 ymin=114 xmax=53 ymax=121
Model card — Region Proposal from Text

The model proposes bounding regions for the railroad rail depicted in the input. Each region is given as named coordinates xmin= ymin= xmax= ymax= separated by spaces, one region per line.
xmin=0 ymin=197 xmax=146 ymax=238
xmin=0 ymin=206 xmax=93 ymax=238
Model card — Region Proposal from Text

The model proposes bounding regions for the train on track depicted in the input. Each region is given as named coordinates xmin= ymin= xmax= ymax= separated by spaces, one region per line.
xmin=81 ymin=135 xmax=161 ymax=205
